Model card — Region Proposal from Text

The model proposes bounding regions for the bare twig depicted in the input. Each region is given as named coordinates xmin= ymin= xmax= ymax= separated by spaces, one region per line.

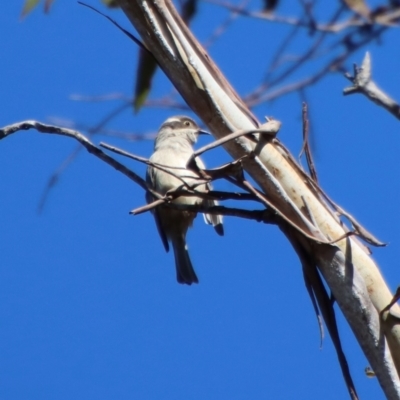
xmin=156 ymin=202 xmax=277 ymax=223
xmin=71 ymin=92 xmax=189 ymax=110
xmin=245 ymin=10 xmax=387 ymax=108
xmin=203 ymin=0 xmax=361 ymax=32
xmin=344 ymin=52 xmax=400 ymax=120
xmin=70 ymin=92 xmax=131 ymax=102
xmin=204 ymin=0 xmax=400 ymax=31
xmin=99 ymin=141 xmax=210 ymax=190
xmin=203 ymin=0 xmax=250 ymax=48
xmin=131 ymin=188 xmax=257 ymax=215
xmin=299 ymin=102 xmax=318 ymax=182
xmin=37 ymin=145 xmax=83 ymax=213
xmin=0 ymin=120 xmax=158 ymax=197
xmin=190 ymin=120 xmax=282 ymax=163
xmin=246 ymin=5 xmax=344 ymax=104
xmin=381 ymin=287 xmax=400 ymax=315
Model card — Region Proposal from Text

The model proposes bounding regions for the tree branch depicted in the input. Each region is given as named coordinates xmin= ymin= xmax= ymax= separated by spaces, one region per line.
xmin=116 ymin=0 xmax=400 ymax=397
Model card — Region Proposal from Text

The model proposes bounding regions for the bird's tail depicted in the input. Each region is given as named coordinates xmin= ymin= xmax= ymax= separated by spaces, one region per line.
xmin=171 ymin=235 xmax=199 ymax=285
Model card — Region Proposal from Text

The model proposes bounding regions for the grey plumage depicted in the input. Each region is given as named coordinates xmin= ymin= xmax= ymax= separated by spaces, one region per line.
xmin=146 ymin=116 xmax=223 ymax=284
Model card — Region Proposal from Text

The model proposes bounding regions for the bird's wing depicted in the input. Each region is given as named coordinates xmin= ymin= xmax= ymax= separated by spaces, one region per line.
xmin=146 ymin=166 xmax=170 ymax=252
xmin=194 ymin=157 xmax=224 ymax=236
xmin=154 ymin=208 xmax=170 ymax=252
xmin=202 ymin=183 xmax=224 ymax=236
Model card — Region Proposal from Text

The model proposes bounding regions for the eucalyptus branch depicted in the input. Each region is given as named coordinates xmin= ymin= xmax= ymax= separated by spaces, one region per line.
xmin=116 ymin=0 xmax=400 ymax=397
xmin=5 ymin=1 xmax=400 ymax=398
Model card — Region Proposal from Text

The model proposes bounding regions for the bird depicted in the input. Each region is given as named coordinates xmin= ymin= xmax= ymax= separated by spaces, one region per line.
xmin=146 ymin=115 xmax=223 ymax=285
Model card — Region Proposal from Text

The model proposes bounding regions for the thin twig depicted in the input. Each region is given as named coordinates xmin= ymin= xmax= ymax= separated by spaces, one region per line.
xmin=245 ymin=23 xmax=387 ymax=107
xmin=299 ymin=102 xmax=318 ymax=182
xmin=0 ymin=120 xmax=157 ymax=197
xmin=204 ymin=0 xmax=250 ymax=48
xmin=202 ymin=0 xmax=362 ymax=32
xmin=99 ymin=141 xmax=210 ymax=189
xmin=190 ymin=121 xmax=281 ymax=162
xmin=131 ymin=186 xmax=258 ymax=215
xmin=37 ymin=145 xmax=83 ymax=213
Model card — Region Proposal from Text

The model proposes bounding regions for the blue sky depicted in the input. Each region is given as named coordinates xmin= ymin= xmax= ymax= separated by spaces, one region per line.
xmin=1 ymin=1 xmax=400 ymax=399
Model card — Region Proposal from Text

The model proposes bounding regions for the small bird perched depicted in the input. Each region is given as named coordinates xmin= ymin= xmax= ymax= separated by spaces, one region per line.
xmin=146 ymin=116 xmax=223 ymax=285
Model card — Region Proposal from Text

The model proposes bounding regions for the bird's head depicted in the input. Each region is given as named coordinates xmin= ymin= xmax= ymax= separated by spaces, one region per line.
xmin=156 ymin=115 xmax=209 ymax=146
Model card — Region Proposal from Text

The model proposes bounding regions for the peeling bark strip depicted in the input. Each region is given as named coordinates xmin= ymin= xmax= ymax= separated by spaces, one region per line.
xmin=116 ymin=0 xmax=400 ymax=397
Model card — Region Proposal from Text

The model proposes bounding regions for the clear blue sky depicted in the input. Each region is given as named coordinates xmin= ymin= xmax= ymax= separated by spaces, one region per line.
xmin=1 ymin=1 xmax=400 ymax=399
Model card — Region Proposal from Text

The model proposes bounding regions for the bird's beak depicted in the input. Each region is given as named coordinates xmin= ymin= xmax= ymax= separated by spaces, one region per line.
xmin=198 ymin=129 xmax=211 ymax=135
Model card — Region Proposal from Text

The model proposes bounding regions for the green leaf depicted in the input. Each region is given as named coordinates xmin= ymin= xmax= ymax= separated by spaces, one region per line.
xmin=21 ymin=0 xmax=41 ymax=18
xmin=133 ymin=49 xmax=158 ymax=113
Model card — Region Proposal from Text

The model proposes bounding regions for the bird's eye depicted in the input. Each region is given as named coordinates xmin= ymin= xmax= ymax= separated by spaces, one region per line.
xmin=184 ymin=121 xmax=191 ymax=127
